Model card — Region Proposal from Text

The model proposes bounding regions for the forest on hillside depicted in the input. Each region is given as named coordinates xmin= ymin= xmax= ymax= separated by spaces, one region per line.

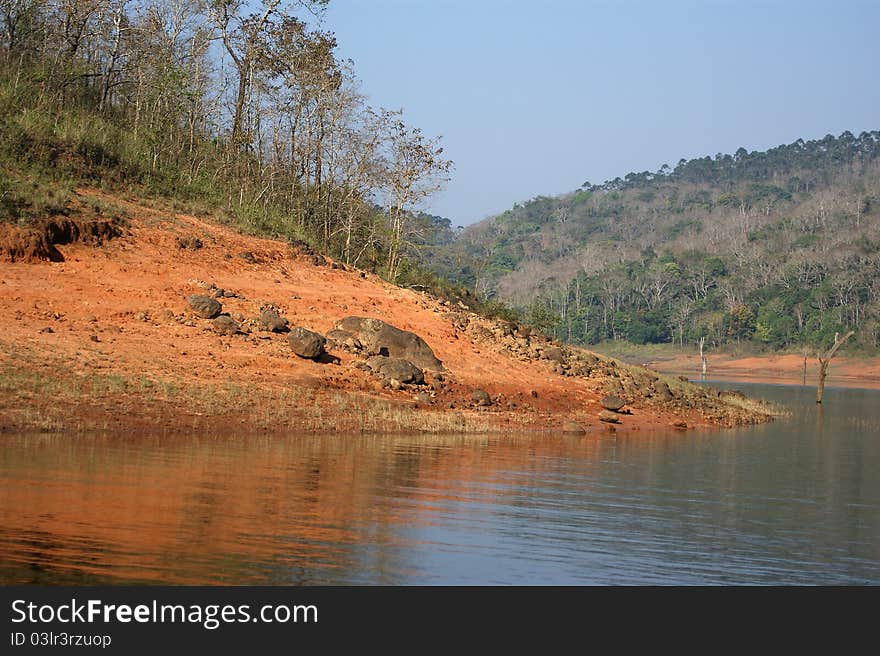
xmin=0 ymin=0 xmax=451 ymax=281
xmin=424 ymin=131 xmax=880 ymax=352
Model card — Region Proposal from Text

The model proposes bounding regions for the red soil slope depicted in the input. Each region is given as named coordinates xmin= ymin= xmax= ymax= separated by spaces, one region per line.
xmin=0 ymin=190 xmax=769 ymax=434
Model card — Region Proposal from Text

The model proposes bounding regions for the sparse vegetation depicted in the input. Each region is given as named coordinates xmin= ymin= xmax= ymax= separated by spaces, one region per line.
xmin=0 ymin=344 xmax=495 ymax=434
xmin=0 ymin=0 xmax=450 ymax=281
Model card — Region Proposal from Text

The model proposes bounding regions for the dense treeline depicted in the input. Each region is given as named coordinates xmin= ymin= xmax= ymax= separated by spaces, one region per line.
xmin=0 ymin=0 xmax=451 ymax=280
xmin=426 ymin=132 xmax=880 ymax=352
xmin=585 ymin=130 xmax=880 ymax=191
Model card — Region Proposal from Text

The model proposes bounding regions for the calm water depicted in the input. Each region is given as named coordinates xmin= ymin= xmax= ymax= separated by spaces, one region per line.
xmin=1 ymin=383 xmax=878 ymax=585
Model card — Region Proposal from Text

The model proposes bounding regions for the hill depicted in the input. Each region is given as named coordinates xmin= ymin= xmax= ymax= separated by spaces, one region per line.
xmin=0 ymin=189 xmax=774 ymax=434
xmin=426 ymin=131 xmax=880 ymax=353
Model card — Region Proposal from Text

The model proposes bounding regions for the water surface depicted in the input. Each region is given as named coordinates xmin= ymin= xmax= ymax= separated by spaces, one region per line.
xmin=1 ymin=383 xmax=878 ymax=584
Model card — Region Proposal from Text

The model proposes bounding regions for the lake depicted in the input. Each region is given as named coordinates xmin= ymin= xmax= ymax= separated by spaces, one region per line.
xmin=1 ymin=382 xmax=878 ymax=585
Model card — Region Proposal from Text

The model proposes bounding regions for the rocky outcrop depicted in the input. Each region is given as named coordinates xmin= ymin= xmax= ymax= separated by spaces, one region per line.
xmin=335 ymin=316 xmax=443 ymax=370
xmin=287 ymin=327 xmax=326 ymax=359
xmin=1 ymin=216 xmax=122 ymax=263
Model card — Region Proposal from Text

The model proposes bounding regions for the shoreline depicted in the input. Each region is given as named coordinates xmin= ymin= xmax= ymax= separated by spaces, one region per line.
xmin=639 ymin=353 xmax=880 ymax=391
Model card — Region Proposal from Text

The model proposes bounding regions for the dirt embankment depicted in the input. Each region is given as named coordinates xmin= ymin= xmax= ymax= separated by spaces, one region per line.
xmin=0 ymin=190 xmax=776 ymax=434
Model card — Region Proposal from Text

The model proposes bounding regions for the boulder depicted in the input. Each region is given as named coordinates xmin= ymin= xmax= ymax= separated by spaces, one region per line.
xmin=287 ymin=327 xmax=326 ymax=359
xmin=259 ymin=309 xmax=289 ymax=333
xmin=598 ymin=410 xmax=621 ymax=424
xmin=335 ymin=316 xmax=443 ymax=370
xmin=561 ymin=420 xmax=586 ymax=435
xmin=187 ymin=294 xmax=222 ymax=319
xmin=365 ymin=356 xmax=424 ymax=385
xmin=212 ymin=315 xmax=240 ymax=335
xmin=471 ymin=389 xmax=492 ymax=406
xmin=600 ymin=395 xmax=627 ymax=412
xmin=653 ymin=380 xmax=674 ymax=402
xmin=543 ymin=346 xmax=565 ymax=363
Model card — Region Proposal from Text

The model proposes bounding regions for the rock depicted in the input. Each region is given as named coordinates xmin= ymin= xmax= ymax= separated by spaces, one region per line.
xmin=379 ymin=357 xmax=423 ymax=384
xmin=212 ymin=315 xmax=240 ymax=336
xmin=363 ymin=355 xmax=386 ymax=371
xmin=561 ymin=420 xmax=586 ymax=435
xmin=176 ymin=236 xmax=203 ymax=250
xmin=471 ymin=389 xmax=492 ymax=406
xmin=326 ymin=329 xmax=361 ymax=351
xmin=600 ymin=395 xmax=627 ymax=412
xmin=653 ymin=380 xmax=674 ymax=402
xmin=89 ymin=334 xmax=99 ymax=342
xmin=497 ymin=321 xmax=516 ymax=337
xmin=362 ymin=356 xmax=424 ymax=385
xmin=598 ymin=410 xmax=621 ymax=424
xmin=443 ymin=312 xmax=469 ymax=330
xmin=40 ymin=327 xmax=54 ymax=334
xmin=671 ymin=420 xmax=688 ymax=430
xmin=335 ymin=316 xmax=443 ymax=370
xmin=287 ymin=327 xmax=326 ymax=359
xmin=187 ymin=294 xmax=222 ymax=319
xmin=543 ymin=346 xmax=565 ymax=363
xmin=239 ymin=251 xmax=257 ymax=264
xmin=259 ymin=309 xmax=289 ymax=333
xmin=213 ymin=288 xmax=226 ymax=298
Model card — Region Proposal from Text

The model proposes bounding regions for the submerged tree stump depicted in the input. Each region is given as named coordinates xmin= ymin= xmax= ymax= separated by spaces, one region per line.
xmin=816 ymin=331 xmax=854 ymax=404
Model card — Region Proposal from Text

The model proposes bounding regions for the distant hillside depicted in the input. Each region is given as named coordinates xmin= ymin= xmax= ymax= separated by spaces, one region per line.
xmin=424 ymin=131 xmax=880 ymax=352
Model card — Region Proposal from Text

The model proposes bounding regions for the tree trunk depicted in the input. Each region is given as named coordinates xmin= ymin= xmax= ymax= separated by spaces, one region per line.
xmin=231 ymin=62 xmax=248 ymax=146
xmin=699 ymin=336 xmax=707 ymax=378
xmin=816 ymin=330 xmax=854 ymax=403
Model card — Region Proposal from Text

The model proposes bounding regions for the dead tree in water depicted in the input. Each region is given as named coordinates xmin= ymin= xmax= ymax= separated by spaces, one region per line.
xmin=816 ymin=331 xmax=854 ymax=403
xmin=698 ymin=336 xmax=707 ymax=378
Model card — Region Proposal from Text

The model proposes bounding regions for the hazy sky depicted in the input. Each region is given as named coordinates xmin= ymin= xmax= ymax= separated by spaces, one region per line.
xmin=323 ymin=0 xmax=880 ymax=225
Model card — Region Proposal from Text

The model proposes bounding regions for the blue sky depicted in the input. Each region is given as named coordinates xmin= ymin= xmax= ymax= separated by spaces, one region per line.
xmin=323 ymin=0 xmax=880 ymax=225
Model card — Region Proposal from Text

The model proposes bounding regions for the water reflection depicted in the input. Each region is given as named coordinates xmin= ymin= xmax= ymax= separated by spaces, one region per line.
xmin=0 ymin=384 xmax=878 ymax=584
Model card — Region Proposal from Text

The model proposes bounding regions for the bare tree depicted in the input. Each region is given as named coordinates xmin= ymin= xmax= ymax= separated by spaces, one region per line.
xmin=378 ymin=115 xmax=452 ymax=281
xmin=816 ymin=330 xmax=854 ymax=404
